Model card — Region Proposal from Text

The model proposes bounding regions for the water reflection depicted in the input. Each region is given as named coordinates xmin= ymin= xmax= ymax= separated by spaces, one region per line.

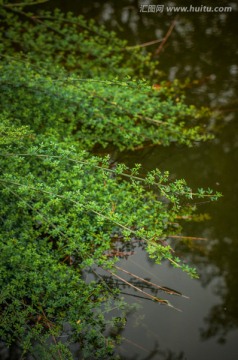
xmin=119 ymin=115 xmax=238 ymax=351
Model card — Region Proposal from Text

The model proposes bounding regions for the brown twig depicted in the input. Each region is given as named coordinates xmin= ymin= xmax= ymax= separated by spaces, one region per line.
xmin=1 ymin=4 xmax=63 ymax=36
xmin=126 ymin=38 xmax=163 ymax=49
xmin=168 ymin=235 xmax=207 ymax=241
xmin=155 ymin=16 xmax=178 ymax=55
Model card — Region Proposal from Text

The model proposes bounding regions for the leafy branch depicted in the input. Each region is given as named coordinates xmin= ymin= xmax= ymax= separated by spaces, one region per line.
xmin=0 ymin=2 xmax=222 ymax=358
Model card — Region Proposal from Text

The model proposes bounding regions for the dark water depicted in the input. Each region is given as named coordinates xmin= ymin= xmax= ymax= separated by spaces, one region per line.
xmin=3 ymin=1 xmax=238 ymax=359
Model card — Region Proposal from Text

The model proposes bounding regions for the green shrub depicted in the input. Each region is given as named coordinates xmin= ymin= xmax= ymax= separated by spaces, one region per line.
xmin=0 ymin=1 xmax=221 ymax=358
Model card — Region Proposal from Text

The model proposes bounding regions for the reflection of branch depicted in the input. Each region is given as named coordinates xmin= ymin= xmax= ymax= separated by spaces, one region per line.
xmin=123 ymin=337 xmax=150 ymax=353
xmin=120 ymin=291 xmax=155 ymax=301
xmin=106 ymin=268 xmax=181 ymax=311
xmin=155 ymin=17 xmax=178 ymax=56
xmin=106 ymin=269 xmax=169 ymax=305
xmin=115 ymin=265 xmax=188 ymax=298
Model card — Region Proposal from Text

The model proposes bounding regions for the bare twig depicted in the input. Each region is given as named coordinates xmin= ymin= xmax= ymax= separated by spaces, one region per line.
xmin=1 ymin=4 xmax=63 ymax=36
xmin=126 ymin=38 xmax=163 ymax=49
xmin=4 ymin=0 xmax=49 ymax=7
xmin=168 ymin=235 xmax=207 ymax=241
xmin=155 ymin=17 xmax=178 ymax=56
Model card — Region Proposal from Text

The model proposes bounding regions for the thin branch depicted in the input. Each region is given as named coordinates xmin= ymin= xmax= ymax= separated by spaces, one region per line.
xmin=1 ymin=4 xmax=63 ymax=36
xmin=126 ymin=38 xmax=163 ymax=49
xmin=168 ymin=235 xmax=207 ymax=241
xmin=34 ymin=15 xmax=110 ymax=39
xmin=4 ymin=0 xmax=49 ymax=7
xmin=0 ymin=178 xmax=143 ymax=239
xmin=155 ymin=17 xmax=177 ymax=56
xmin=1 ymin=73 xmax=208 ymax=145
xmin=0 ymin=153 xmax=218 ymax=199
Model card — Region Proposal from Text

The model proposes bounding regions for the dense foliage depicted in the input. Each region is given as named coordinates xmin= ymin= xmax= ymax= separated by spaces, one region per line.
xmin=0 ymin=1 xmax=221 ymax=359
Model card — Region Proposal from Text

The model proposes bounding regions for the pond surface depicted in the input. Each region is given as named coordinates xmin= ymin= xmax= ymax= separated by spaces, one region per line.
xmin=4 ymin=1 xmax=238 ymax=359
